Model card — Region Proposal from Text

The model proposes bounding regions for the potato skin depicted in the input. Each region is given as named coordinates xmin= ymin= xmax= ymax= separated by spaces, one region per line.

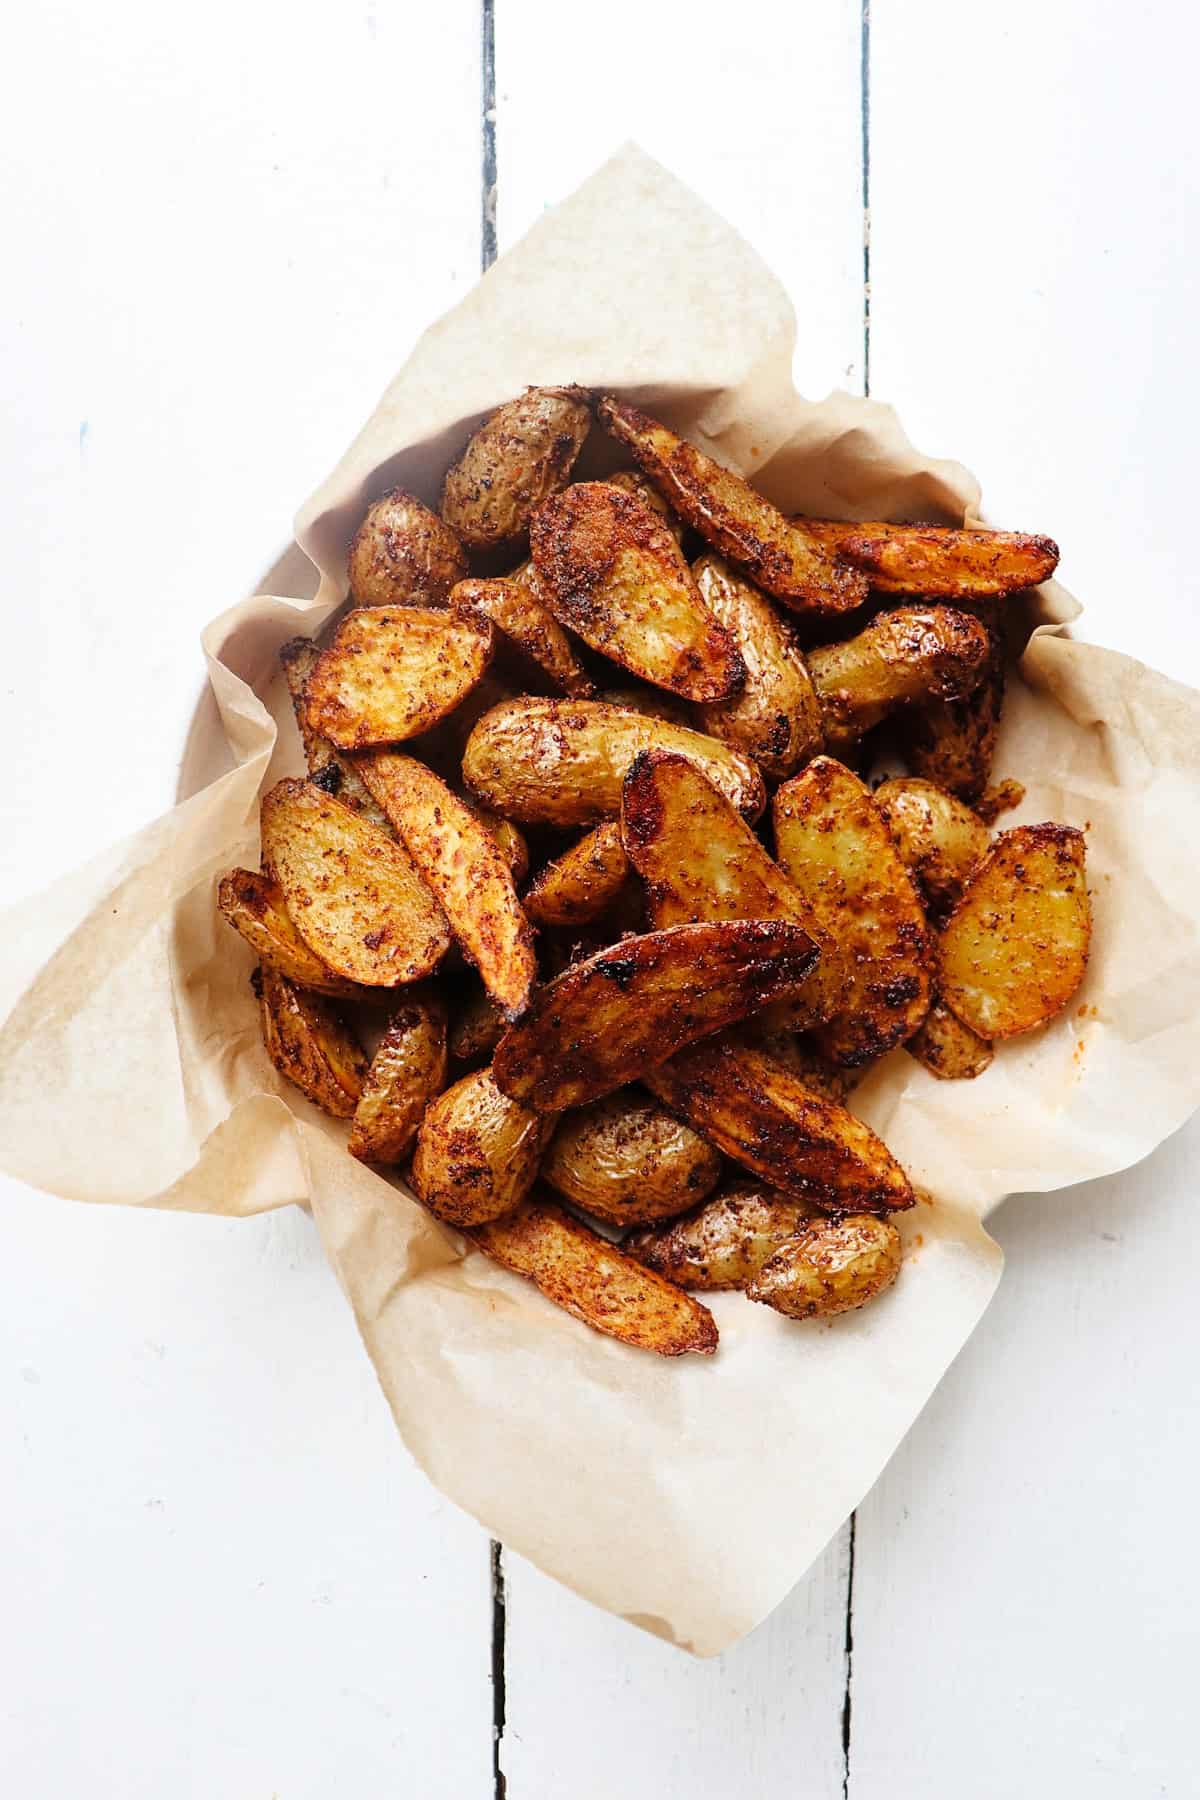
xmin=606 ymin=468 xmax=686 ymax=543
xmin=348 ymin=990 xmax=448 ymax=1164
xmin=255 ymin=966 xmax=367 ymax=1119
xmin=901 ymin=601 xmax=1004 ymax=802
xmin=875 ymin=777 xmax=990 ymax=912
xmin=451 ymin=572 xmax=594 ymax=698
xmin=693 ymin=554 xmax=824 ymax=779
xmin=746 ymin=1214 xmax=902 ymax=1320
xmin=411 ymin=1065 xmax=553 ymax=1227
xmin=806 ymin=605 xmax=990 ymax=752
xmin=524 ymin=822 xmax=631 ymax=929
xmin=279 ymin=638 xmax=394 ymax=832
xmin=219 ymin=868 xmax=361 ymax=997
xmin=541 ymin=1089 xmax=722 ymax=1226
xmin=348 ymin=487 xmax=468 ymax=608
xmin=625 ymin=1182 xmax=815 ymax=1290
xmin=305 ymin=606 xmax=495 ymax=751
xmin=905 ymin=998 xmax=993 ymax=1080
xmin=795 ymin=520 xmax=1059 ymax=598
xmin=441 ymin=386 xmax=592 ymax=551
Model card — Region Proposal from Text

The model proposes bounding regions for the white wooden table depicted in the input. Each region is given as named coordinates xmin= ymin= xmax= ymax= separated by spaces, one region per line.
xmin=3 ymin=3 xmax=1198 ymax=1793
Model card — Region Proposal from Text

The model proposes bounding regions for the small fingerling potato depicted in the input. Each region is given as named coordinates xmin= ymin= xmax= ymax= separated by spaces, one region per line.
xmin=901 ymin=603 xmax=1005 ymax=802
xmin=746 ymin=1213 xmax=902 ymax=1320
xmin=219 ymin=868 xmax=362 ymax=997
xmin=625 ymin=1181 xmax=815 ymax=1290
xmin=411 ymin=1064 xmax=553 ymax=1227
xmin=875 ymin=776 xmax=991 ymax=912
xmin=451 ymin=572 xmax=594 ymax=698
xmin=254 ymin=966 xmax=367 ymax=1119
xmin=541 ymin=1088 xmax=722 ymax=1226
xmin=794 ymin=519 xmax=1059 ymax=599
xmin=440 ymin=385 xmax=592 ymax=551
xmin=348 ymin=989 xmax=448 ymax=1164
xmin=606 ymin=468 xmax=686 ymax=542
xmin=524 ymin=823 xmax=632 ymax=928
xmin=304 ymin=606 xmax=495 ymax=750
xmin=348 ymin=487 xmax=468 ymax=608
xmin=278 ymin=637 xmax=394 ymax=831
xmin=905 ymin=998 xmax=994 ymax=1080
xmin=693 ymin=554 xmax=824 ymax=779
xmin=805 ymin=605 xmax=991 ymax=753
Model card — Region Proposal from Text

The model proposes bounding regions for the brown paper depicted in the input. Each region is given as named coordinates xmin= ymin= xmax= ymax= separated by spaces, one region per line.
xmin=3 ymin=147 xmax=1200 ymax=1655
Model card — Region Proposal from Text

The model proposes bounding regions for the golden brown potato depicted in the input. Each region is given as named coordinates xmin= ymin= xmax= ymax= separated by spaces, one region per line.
xmin=493 ymin=920 xmax=820 ymax=1113
xmin=596 ymin=396 xmax=868 ymax=616
xmin=260 ymin=779 xmax=449 ymax=988
xmin=905 ymin=998 xmax=994 ymax=1080
xmin=692 ymin=554 xmax=824 ymax=779
xmin=448 ymin=983 xmax=507 ymax=1064
xmin=467 ymin=1195 xmax=719 ymax=1357
xmin=875 ymin=776 xmax=991 ymax=912
xmin=746 ymin=1214 xmax=902 ymax=1319
xmin=976 ymin=778 xmax=1026 ymax=825
xmin=606 ymin=468 xmax=686 ymax=542
xmin=524 ymin=823 xmax=632 ymax=929
xmin=900 ymin=602 xmax=1004 ymax=802
xmin=348 ymin=990 xmax=448 ymax=1164
xmin=794 ymin=519 xmax=1059 ymax=598
xmin=411 ymin=1065 xmax=553 ymax=1227
xmin=255 ymin=966 xmax=367 ymax=1119
xmin=451 ymin=572 xmax=594 ymax=698
xmin=541 ymin=1089 xmax=722 ymax=1225
xmin=218 ymin=868 xmax=361 ymax=997
xmin=734 ymin=1026 xmax=867 ymax=1104
xmin=355 ymin=753 xmax=535 ymax=1016
xmin=440 ymin=386 xmax=592 ymax=551
xmin=304 ymin=607 xmax=495 ymax=751
xmin=774 ymin=757 xmax=933 ymax=1065
xmin=806 ymin=606 xmax=990 ymax=752
xmin=279 ymin=638 xmax=394 ymax=831
xmin=347 ymin=487 xmax=468 ymax=608
xmin=530 ymin=482 xmax=744 ymax=701
xmin=598 ymin=685 xmax=691 ymax=726
xmin=625 ymin=1182 xmax=815 ymax=1290
xmin=645 ymin=1034 xmax=914 ymax=1212
xmin=939 ymin=823 xmax=1090 ymax=1038
xmin=462 ymin=697 xmax=765 ymax=827
xmin=475 ymin=808 xmax=530 ymax=885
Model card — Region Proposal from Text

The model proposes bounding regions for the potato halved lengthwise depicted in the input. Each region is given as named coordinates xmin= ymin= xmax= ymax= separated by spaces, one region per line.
xmin=692 ymin=554 xmax=824 ymax=779
xmin=773 ymin=756 xmax=933 ymax=1065
xmin=355 ymin=752 xmax=536 ymax=1016
xmin=219 ymin=868 xmax=361 ymax=997
xmin=596 ymin=396 xmax=868 ymax=617
xmin=254 ymin=966 xmax=367 ymax=1120
xmin=462 ymin=697 xmax=765 ymax=827
xmin=541 ymin=1089 xmax=723 ymax=1226
xmin=260 ymin=779 xmax=450 ymax=988
xmin=278 ymin=638 xmax=394 ymax=831
xmin=347 ymin=989 xmax=448 ymax=1165
xmin=450 ymin=573 xmax=594 ymax=698
xmin=440 ymin=385 xmax=593 ymax=551
xmin=304 ymin=606 xmax=494 ymax=750
xmin=448 ymin=983 xmax=507 ymax=1065
xmin=529 ymin=481 xmax=744 ymax=701
xmin=746 ymin=1214 xmax=903 ymax=1320
xmin=939 ymin=823 xmax=1091 ymax=1038
xmin=466 ymin=1194 xmax=719 ymax=1357
xmin=411 ymin=1064 xmax=553 ymax=1227
xmin=805 ymin=605 xmax=991 ymax=753
xmin=905 ymin=998 xmax=993 ymax=1081
xmin=900 ymin=600 xmax=1005 ymax=802
xmin=492 ymin=920 xmax=821 ymax=1113
xmin=875 ymin=777 xmax=991 ymax=913
xmin=626 ymin=1181 xmax=816 ymax=1291
xmin=795 ymin=520 xmax=1060 ymax=599
xmin=347 ymin=487 xmax=468 ymax=608
xmin=524 ymin=823 xmax=632 ymax=929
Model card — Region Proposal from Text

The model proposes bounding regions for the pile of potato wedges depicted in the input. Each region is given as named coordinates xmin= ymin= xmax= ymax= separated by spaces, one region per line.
xmin=219 ymin=388 xmax=1090 ymax=1357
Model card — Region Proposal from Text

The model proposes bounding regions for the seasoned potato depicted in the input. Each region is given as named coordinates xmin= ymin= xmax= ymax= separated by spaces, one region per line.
xmin=219 ymin=868 xmax=361 ymax=997
xmin=462 ymin=697 xmax=765 ymax=827
xmin=255 ymin=966 xmax=366 ymax=1119
xmin=625 ymin=1181 xmax=814 ymax=1290
xmin=347 ymin=487 xmax=468 ymax=609
xmin=598 ymin=685 xmax=691 ymax=726
xmin=260 ymin=779 xmax=449 ymax=987
xmin=411 ymin=1065 xmax=553 ymax=1227
xmin=774 ymin=757 xmax=933 ymax=1064
xmin=475 ymin=808 xmax=529 ymax=885
xmin=493 ymin=920 xmax=820 ymax=1113
xmin=348 ymin=990 xmax=448 ymax=1164
xmin=906 ymin=998 xmax=993 ymax=1080
xmin=795 ymin=519 xmax=1059 ymax=598
xmin=530 ymin=482 xmax=744 ymax=701
xmin=900 ymin=602 xmax=1004 ymax=802
xmin=467 ymin=1195 xmax=719 ymax=1356
xmin=976 ymin=778 xmax=1026 ymax=825
xmin=355 ymin=752 xmax=535 ymax=1016
xmin=939 ymin=824 xmax=1090 ymax=1038
xmin=693 ymin=554 xmax=824 ymax=778
xmin=449 ymin=983 xmax=507 ymax=1064
xmin=875 ymin=776 xmax=990 ymax=911
xmin=451 ymin=572 xmax=594 ymax=698
xmin=279 ymin=638 xmax=393 ymax=831
xmin=645 ymin=1034 xmax=914 ymax=1212
xmin=304 ymin=606 xmax=495 ymax=750
xmin=541 ymin=1089 xmax=722 ymax=1225
xmin=596 ymin=396 xmax=868 ymax=616
xmin=440 ymin=386 xmax=592 ymax=551
xmin=524 ymin=823 xmax=631 ymax=928
xmin=606 ymin=468 xmax=686 ymax=542
xmin=806 ymin=605 xmax=991 ymax=752
xmin=746 ymin=1214 xmax=902 ymax=1319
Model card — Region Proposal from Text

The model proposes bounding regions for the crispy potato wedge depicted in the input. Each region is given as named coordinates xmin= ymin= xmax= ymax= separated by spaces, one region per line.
xmin=530 ymin=482 xmax=744 ymax=701
xmin=279 ymin=638 xmax=394 ymax=831
xmin=219 ymin=868 xmax=361 ymax=997
xmin=625 ymin=1181 xmax=815 ymax=1290
xmin=900 ymin=602 xmax=1004 ymax=801
xmin=606 ymin=468 xmax=686 ymax=543
xmin=541 ymin=1089 xmax=722 ymax=1225
xmin=441 ymin=386 xmax=592 ymax=550
xmin=774 ymin=757 xmax=933 ymax=1064
xmin=304 ymin=606 xmax=495 ymax=751
xmin=746 ymin=1214 xmax=902 ymax=1319
xmin=474 ymin=808 xmax=529 ymax=885
xmin=939 ymin=823 xmax=1090 ymax=1038
xmin=411 ymin=1065 xmax=553 ymax=1227
xmin=807 ymin=605 xmax=990 ymax=752
xmin=875 ymin=777 xmax=990 ymax=912
xmin=255 ymin=966 xmax=367 ymax=1119
xmin=467 ymin=1194 xmax=719 ymax=1357
xmin=795 ymin=520 xmax=1059 ymax=598
xmin=260 ymin=779 xmax=450 ymax=987
xmin=906 ymin=998 xmax=994 ymax=1080
xmin=596 ymin=396 xmax=868 ymax=616
xmin=449 ymin=983 xmax=507 ymax=1064
xmin=347 ymin=487 xmax=468 ymax=608
xmin=735 ymin=1024 xmax=868 ymax=1103
xmin=493 ymin=920 xmax=820 ymax=1113
xmin=692 ymin=554 xmax=824 ymax=778
xmin=462 ymin=697 xmax=765 ymax=827
xmin=355 ymin=752 xmax=535 ymax=1016
xmin=348 ymin=989 xmax=448 ymax=1164
xmin=645 ymin=1034 xmax=915 ymax=1212
xmin=524 ymin=823 xmax=632 ymax=929
xmin=451 ymin=573 xmax=594 ymax=698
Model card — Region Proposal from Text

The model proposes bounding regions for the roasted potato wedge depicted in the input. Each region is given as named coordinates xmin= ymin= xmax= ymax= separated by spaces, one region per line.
xmin=475 ymin=808 xmax=529 ymax=885
xmin=467 ymin=1195 xmax=718 ymax=1357
xmin=606 ymin=468 xmax=686 ymax=542
xmin=355 ymin=752 xmax=535 ymax=1016
xmin=598 ymin=684 xmax=691 ymax=726
xmin=493 ymin=920 xmax=820 ymax=1113
xmin=645 ymin=1034 xmax=914 ymax=1212
xmin=939 ymin=824 xmax=1090 ymax=1038
xmin=451 ymin=572 xmax=594 ymax=698
xmin=440 ymin=386 xmax=592 ymax=551
xmin=541 ymin=1089 xmax=722 ymax=1225
xmin=462 ymin=697 xmax=765 ymax=827
xmin=260 ymin=779 xmax=450 ymax=987
xmin=977 ymin=778 xmax=1026 ymax=825
xmin=774 ymin=757 xmax=933 ymax=1064
xmin=692 ymin=554 xmax=824 ymax=778
xmin=255 ymin=966 xmax=367 ymax=1119
xmin=348 ymin=989 xmax=448 ymax=1164
xmin=411 ymin=1064 xmax=553 ymax=1227
xmin=875 ymin=777 xmax=990 ymax=912
xmin=596 ymin=396 xmax=868 ymax=616
xmin=279 ymin=637 xmax=394 ymax=831
xmin=746 ymin=1214 xmax=902 ymax=1319
xmin=304 ymin=606 xmax=494 ymax=751
xmin=807 ymin=605 xmax=990 ymax=752
xmin=625 ymin=1182 xmax=815 ymax=1290
xmin=347 ymin=487 xmax=468 ymax=608
xmin=530 ymin=482 xmax=744 ymax=701
xmin=905 ymin=998 xmax=993 ymax=1080
xmin=449 ymin=983 xmax=507 ymax=1064
xmin=524 ymin=823 xmax=632 ymax=929
xmin=900 ymin=602 xmax=1004 ymax=802
xmin=219 ymin=868 xmax=361 ymax=997
xmin=795 ymin=520 xmax=1059 ymax=598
